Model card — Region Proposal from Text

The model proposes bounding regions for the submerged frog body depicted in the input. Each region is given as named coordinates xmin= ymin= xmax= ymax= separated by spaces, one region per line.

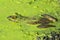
xmin=27 ymin=14 xmax=58 ymax=28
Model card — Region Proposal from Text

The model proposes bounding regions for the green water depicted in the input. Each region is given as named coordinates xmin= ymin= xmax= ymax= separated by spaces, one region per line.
xmin=0 ymin=0 xmax=60 ymax=40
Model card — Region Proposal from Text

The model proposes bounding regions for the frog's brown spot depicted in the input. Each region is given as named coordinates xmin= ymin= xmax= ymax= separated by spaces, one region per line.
xmin=27 ymin=17 xmax=51 ymax=25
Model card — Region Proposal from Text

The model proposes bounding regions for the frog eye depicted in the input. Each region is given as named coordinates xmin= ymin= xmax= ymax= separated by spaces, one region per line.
xmin=7 ymin=15 xmax=17 ymax=19
xmin=7 ymin=15 xmax=18 ymax=22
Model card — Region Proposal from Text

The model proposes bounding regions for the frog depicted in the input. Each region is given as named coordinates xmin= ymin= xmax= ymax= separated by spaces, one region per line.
xmin=7 ymin=13 xmax=58 ymax=28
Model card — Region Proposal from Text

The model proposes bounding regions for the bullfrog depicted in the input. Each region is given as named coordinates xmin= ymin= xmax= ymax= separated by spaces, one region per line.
xmin=7 ymin=13 xmax=58 ymax=28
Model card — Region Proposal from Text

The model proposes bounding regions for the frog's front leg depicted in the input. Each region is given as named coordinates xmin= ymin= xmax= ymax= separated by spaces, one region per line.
xmin=37 ymin=24 xmax=56 ymax=28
